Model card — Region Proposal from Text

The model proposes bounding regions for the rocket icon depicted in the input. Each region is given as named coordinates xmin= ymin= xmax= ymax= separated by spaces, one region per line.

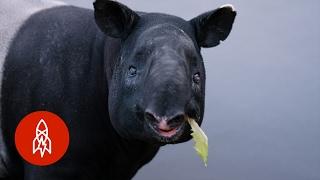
xmin=32 ymin=119 xmax=52 ymax=158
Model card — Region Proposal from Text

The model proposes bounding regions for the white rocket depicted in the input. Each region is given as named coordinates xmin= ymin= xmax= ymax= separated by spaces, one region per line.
xmin=32 ymin=119 xmax=52 ymax=158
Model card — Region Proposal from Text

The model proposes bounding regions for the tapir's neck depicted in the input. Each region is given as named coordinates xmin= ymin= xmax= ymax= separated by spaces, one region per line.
xmin=104 ymin=116 xmax=160 ymax=179
xmin=110 ymin=137 xmax=160 ymax=179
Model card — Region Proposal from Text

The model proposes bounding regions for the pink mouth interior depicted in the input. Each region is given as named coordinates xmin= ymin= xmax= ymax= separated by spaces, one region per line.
xmin=158 ymin=127 xmax=178 ymax=137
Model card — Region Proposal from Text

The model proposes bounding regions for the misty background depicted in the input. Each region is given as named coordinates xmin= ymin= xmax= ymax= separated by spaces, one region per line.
xmin=60 ymin=0 xmax=320 ymax=179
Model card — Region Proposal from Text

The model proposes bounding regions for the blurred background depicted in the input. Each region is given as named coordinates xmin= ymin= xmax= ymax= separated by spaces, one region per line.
xmin=61 ymin=0 xmax=320 ymax=179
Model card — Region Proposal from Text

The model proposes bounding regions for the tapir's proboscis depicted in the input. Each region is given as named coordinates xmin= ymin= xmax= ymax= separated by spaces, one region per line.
xmin=0 ymin=0 xmax=236 ymax=179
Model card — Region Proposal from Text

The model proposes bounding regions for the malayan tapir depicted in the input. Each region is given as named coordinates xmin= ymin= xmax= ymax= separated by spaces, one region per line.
xmin=0 ymin=0 xmax=236 ymax=179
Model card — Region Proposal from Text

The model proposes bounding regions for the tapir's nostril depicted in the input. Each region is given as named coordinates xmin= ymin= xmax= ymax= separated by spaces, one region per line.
xmin=144 ymin=111 xmax=158 ymax=124
xmin=167 ymin=114 xmax=185 ymax=128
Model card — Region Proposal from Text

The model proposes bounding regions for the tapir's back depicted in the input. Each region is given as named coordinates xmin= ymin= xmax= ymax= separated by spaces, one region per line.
xmin=0 ymin=0 xmax=66 ymax=68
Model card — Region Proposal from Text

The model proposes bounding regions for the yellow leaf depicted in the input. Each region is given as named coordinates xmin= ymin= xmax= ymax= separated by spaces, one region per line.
xmin=188 ymin=118 xmax=208 ymax=167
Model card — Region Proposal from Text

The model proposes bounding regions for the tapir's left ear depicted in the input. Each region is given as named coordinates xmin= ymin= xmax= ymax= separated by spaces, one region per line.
xmin=93 ymin=0 xmax=139 ymax=39
xmin=190 ymin=4 xmax=237 ymax=48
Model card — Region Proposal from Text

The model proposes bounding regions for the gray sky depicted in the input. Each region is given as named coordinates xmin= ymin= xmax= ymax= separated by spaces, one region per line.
xmin=62 ymin=1 xmax=320 ymax=180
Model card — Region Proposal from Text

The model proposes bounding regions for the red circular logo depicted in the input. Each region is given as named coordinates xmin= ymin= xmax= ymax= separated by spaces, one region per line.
xmin=15 ymin=111 xmax=69 ymax=166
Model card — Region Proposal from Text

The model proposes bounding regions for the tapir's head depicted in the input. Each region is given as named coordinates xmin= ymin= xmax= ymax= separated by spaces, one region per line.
xmin=94 ymin=0 xmax=236 ymax=144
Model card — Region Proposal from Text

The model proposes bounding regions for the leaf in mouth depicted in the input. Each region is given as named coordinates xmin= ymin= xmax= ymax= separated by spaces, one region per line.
xmin=187 ymin=118 xmax=208 ymax=167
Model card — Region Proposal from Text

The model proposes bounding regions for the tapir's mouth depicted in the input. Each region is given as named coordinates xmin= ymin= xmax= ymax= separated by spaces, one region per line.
xmin=147 ymin=121 xmax=186 ymax=141
xmin=158 ymin=126 xmax=180 ymax=137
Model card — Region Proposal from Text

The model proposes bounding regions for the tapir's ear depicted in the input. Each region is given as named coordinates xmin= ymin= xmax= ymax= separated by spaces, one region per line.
xmin=93 ymin=0 xmax=139 ymax=39
xmin=190 ymin=4 xmax=237 ymax=48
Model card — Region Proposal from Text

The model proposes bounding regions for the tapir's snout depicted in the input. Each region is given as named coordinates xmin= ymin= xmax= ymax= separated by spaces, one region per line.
xmin=134 ymin=48 xmax=197 ymax=140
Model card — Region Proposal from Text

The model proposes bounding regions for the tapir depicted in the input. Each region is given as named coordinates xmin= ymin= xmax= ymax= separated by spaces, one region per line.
xmin=0 ymin=0 xmax=236 ymax=179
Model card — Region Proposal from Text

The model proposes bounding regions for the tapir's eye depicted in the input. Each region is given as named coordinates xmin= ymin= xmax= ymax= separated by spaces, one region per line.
xmin=193 ymin=73 xmax=201 ymax=84
xmin=128 ymin=66 xmax=137 ymax=77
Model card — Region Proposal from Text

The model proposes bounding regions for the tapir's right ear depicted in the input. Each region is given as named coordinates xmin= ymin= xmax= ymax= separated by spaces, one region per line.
xmin=93 ymin=0 xmax=139 ymax=39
